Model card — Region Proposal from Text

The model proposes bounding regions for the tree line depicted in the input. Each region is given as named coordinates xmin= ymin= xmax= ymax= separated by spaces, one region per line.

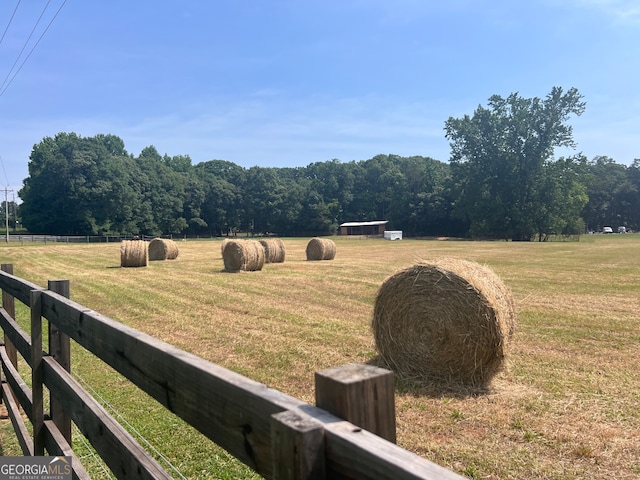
xmin=16 ymin=88 xmax=640 ymax=240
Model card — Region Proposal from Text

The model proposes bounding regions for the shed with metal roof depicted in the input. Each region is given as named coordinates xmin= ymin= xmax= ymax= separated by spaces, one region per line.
xmin=339 ymin=220 xmax=388 ymax=236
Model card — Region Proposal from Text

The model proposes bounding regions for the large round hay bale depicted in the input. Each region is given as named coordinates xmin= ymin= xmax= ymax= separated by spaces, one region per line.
xmin=120 ymin=240 xmax=149 ymax=268
xmin=372 ymin=258 xmax=516 ymax=388
xmin=259 ymin=238 xmax=286 ymax=263
xmin=222 ymin=239 xmax=265 ymax=272
xmin=148 ymin=238 xmax=179 ymax=261
xmin=306 ymin=238 xmax=336 ymax=261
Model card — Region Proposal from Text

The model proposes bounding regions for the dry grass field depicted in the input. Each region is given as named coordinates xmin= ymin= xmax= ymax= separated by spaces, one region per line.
xmin=0 ymin=234 xmax=639 ymax=479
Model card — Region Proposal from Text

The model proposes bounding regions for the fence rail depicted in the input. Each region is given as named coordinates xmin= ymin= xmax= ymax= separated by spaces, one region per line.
xmin=3 ymin=234 xmax=174 ymax=244
xmin=0 ymin=263 xmax=463 ymax=479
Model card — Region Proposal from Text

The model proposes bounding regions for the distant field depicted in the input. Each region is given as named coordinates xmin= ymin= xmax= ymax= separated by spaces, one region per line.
xmin=0 ymin=235 xmax=639 ymax=479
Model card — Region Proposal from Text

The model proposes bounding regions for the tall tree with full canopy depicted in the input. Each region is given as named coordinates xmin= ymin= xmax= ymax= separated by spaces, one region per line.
xmin=345 ymin=155 xmax=403 ymax=221
xmin=244 ymin=166 xmax=293 ymax=234
xmin=581 ymin=156 xmax=636 ymax=232
xmin=387 ymin=156 xmax=453 ymax=236
xmin=622 ymin=159 xmax=640 ymax=231
xmin=19 ymin=133 xmax=139 ymax=235
xmin=445 ymin=87 xmax=586 ymax=240
xmin=304 ymin=159 xmax=356 ymax=228
xmin=531 ymin=155 xmax=588 ymax=239
xmin=195 ymin=160 xmax=246 ymax=235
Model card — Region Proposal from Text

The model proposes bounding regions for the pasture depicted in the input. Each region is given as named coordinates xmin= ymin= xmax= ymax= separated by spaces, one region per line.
xmin=0 ymin=235 xmax=638 ymax=479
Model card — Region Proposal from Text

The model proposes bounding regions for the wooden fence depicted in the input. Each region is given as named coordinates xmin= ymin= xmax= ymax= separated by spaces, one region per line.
xmin=0 ymin=263 xmax=463 ymax=479
xmin=4 ymin=234 xmax=172 ymax=244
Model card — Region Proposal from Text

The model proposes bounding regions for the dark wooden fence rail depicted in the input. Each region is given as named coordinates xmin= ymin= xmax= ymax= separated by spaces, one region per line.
xmin=0 ymin=264 xmax=463 ymax=480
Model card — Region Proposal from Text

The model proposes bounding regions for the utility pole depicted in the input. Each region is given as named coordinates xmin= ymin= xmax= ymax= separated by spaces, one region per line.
xmin=12 ymin=193 xmax=15 ymax=232
xmin=3 ymin=187 xmax=12 ymax=243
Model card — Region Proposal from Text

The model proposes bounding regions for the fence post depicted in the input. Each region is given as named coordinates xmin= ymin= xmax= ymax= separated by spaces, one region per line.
xmin=1 ymin=264 xmax=18 ymax=372
xmin=31 ymin=289 xmax=45 ymax=455
xmin=48 ymin=279 xmax=72 ymax=444
xmin=315 ymin=363 xmax=396 ymax=443
xmin=270 ymin=410 xmax=326 ymax=480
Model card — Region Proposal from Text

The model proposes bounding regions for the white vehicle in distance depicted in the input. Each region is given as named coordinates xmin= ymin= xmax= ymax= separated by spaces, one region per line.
xmin=602 ymin=226 xmax=613 ymax=234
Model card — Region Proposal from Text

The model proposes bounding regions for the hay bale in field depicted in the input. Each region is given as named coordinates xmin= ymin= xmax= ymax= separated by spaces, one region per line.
xmin=222 ymin=239 xmax=265 ymax=272
xmin=259 ymin=238 xmax=286 ymax=263
xmin=306 ymin=237 xmax=336 ymax=261
xmin=371 ymin=258 xmax=516 ymax=388
xmin=148 ymin=238 xmax=179 ymax=261
xmin=120 ymin=240 xmax=149 ymax=268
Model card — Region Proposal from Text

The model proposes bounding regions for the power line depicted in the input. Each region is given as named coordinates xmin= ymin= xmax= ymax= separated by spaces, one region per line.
xmin=0 ymin=153 xmax=9 ymax=186
xmin=0 ymin=0 xmax=50 ymax=93
xmin=0 ymin=0 xmax=67 ymax=97
xmin=0 ymin=154 xmax=20 ymax=208
xmin=0 ymin=1 xmax=22 ymax=45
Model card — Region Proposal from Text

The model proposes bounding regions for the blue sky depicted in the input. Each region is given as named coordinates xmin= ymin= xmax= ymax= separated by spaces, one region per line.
xmin=0 ymin=1 xmax=638 ymax=195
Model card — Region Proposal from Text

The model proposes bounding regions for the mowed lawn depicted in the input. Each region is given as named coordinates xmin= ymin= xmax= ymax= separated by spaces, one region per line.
xmin=0 ymin=235 xmax=639 ymax=479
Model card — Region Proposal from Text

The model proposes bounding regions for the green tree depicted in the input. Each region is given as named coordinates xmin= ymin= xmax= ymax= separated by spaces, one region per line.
xmin=195 ymin=160 xmax=246 ymax=235
xmin=581 ymin=156 xmax=629 ymax=231
xmin=163 ymin=153 xmax=192 ymax=173
xmin=532 ymin=155 xmax=588 ymax=239
xmin=445 ymin=87 xmax=586 ymax=240
xmin=204 ymin=176 xmax=243 ymax=235
xmin=346 ymin=155 xmax=402 ymax=221
xmin=94 ymin=133 xmax=128 ymax=156
xmin=244 ymin=166 xmax=292 ymax=234
xmin=623 ymin=160 xmax=640 ymax=231
xmin=182 ymin=174 xmax=208 ymax=234
xmin=388 ymin=156 xmax=452 ymax=236
xmin=303 ymin=159 xmax=355 ymax=228
xmin=293 ymin=188 xmax=337 ymax=235
xmin=19 ymin=133 xmax=139 ymax=235
xmin=134 ymin=146 xmax=189 ymax=235
xmin=0 ymin=200 xmax=19 ymax=230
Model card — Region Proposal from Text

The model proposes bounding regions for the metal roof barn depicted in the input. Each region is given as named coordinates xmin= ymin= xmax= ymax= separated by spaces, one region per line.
xmin=339 ymin=220 xmax=388 ymax=236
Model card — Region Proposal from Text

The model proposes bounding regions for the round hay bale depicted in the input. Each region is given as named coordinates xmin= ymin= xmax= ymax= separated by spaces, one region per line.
xmin=372 ymin=258 xmax=516 ymax=388
xmin=120 ymin=240 xmax=148 ymax=268
xmin=259 ymin=238 xmax=286 ymax=263
xmin=222 ymin=239 xmax=265 ymax=272
xmin=148 ymin=238 xmax=179 ymax=261
xmin=306 ymin=238 xmax=336 ymax=261
xmin=322 ymin=239 xmax=336 ymax=260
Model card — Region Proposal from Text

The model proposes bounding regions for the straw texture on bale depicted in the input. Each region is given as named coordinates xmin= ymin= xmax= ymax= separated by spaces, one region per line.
xmin=259 ymin=238 xmax=286 ymax=263
xmin=305 ymin=237 xmax=336 ymax=261
xmin=222 ymin=239 xmax=266 ymax=272
xmin=120 ymin=240 xmax=149 ymax=268
xmin=148 ymin=238 xmax=179 ymax=261
xmin=372 ymin=258 xmax=516 ymax=388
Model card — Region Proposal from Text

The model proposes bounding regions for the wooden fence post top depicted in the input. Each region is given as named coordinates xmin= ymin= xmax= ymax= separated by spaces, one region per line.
xmin=315 ymin=362 xmax=396 ymax=443
xmin=271 ymin=410 xmax=325 ymax=480
xmin=315 ymin=363 xmax=393 ymax=383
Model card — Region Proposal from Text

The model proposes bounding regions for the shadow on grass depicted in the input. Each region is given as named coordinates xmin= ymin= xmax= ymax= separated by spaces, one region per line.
xmin=366 ymin=355 xmax=494 ymax=399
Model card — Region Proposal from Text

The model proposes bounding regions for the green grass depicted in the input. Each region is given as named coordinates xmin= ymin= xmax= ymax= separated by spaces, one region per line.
xmin=1 ymin=234 xmax=639 ymax=479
